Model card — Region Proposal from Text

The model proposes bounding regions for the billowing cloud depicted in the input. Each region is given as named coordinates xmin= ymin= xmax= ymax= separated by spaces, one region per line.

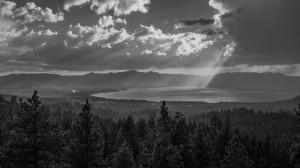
xmin=0 ymin=0 xmax=63 ymax=60
xmin=141 ymin=50 xmax=152 ymax=55
xmin=0 ymin=17 xmax=25 ymax=43
xmin=26 ymin=29 xmax=58 ymax=37
xmin=0 ymin=0 xmax=15 ymax=17
xmin=64 ymin=0 xmax=90 ymax=11
xmin=64 ymin=0 xmax=150 ymax=16
xmin=0 ymin=1 xmax=64 ymax=23
xmin=98 ymin=15 xmax=127 ymax=28
xmin=15 ymin=2 xmax=64 ymax=23
xmin=135 ymin=24 xmax=215 ymax=56
xmin=0 ymin=21 xmax=29 ymax=56
xmin=65 ymin=15 xmax=132 ymax=48
xmin=6 ymin=28 xmax=59 ymax=53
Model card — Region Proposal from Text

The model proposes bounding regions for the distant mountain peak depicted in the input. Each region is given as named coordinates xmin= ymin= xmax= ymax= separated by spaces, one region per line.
xmin=146 ymin=71 xmax=160 ymax=75
xmin=85 ymin=72 xmax=98 ymax=76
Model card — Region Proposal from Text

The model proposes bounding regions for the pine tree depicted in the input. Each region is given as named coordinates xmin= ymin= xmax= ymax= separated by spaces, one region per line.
xmin=263 ymin=134 xmax=271 ymax=167
xmin=290 ymin=143 xmax=300 ymax=168
xmin=148 ymin=112 xmax=156 ymax=130
xmin=62 ymin=110 xmax=75 ymax=130
xmin=137 ymin=118 xmax=147 ymax=138
xmin=115 ymin=127 xmax=124 ymax=148
xmin=4 ymin=90 xmax=65 ymax=167
xmin=157 ymin=101 xmax=174 ymax=139
xmin=0 ymin=121 xmax=6 ymax=167
xmin=217 ymin=116 xmax=232 ymax=157
xmin=172 ymin=112 xmax=188 ymax=147
xmin=102 ymin=124 xmax=116 ymax=160
xmin=210 ymin=115 xmax=222 ymax=135
xmin=68 ymin=99 xmax=105 ymax=168
xmin=192 ymin=123 xmax=213 ymax=168
xmin=172 ymin=112 xmax=197 ymax=168
xmin=290 ymin=103 xmax=300 ymax=167
xmin=123 ymin=115 xmax=139 ymax=158
xmin=127 ymin=130 xmax=139 ymax=158
xmin=223 ymin=116 xmax=232 ymax=144
xmin=137 ymin=129 xmax=156 ymax=168
xmin=0 ymin=94 xmax=4 ymax=102
xmin=156 ymin=101 xmax=173 ymax=150
xmin=112 ymin=140 xmax=135 ymax=168
xmin=249 ymin=135 xmax=257 ymax=159
xmin=294 ymin=103 xmax=300 ymax=135
xmin=152 ymin=101 xmax=184 ymax=168
xmin=220 ymin=136 xmax=255 ymax=168
xmin=10 ymin=95 xmax=17 ymax=104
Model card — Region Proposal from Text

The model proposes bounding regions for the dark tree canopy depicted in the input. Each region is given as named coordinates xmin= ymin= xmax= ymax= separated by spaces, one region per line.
xmin=220 ymin=136 xmax=255 ymax=168
xmin=3 ymin=90 xmax=64 ymax=167
xmin=0 ymin=91 xmax=297 ymax=168
xmin=68 ymin=99 xmax=105 ymax=168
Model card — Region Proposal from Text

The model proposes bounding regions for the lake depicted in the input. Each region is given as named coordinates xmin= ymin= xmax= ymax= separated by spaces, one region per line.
xmin=92 ymin=87 xmax=300 ymax=103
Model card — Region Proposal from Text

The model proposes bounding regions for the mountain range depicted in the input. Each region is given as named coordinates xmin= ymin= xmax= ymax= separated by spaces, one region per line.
xmin=0 ymin=71 xmax=300 ymax=97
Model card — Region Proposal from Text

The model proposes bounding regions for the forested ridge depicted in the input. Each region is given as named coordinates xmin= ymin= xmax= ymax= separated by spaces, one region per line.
xmin=0 ymin=91 xmax=299 ymax=168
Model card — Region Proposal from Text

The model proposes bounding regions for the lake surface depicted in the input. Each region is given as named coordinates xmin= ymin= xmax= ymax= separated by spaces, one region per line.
xmin=92 ymin=87 xmax=300 ymax=103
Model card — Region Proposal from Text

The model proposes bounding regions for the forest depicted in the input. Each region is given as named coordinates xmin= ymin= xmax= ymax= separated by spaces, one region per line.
xmin=0 ymin=90 xmax=299 ymax=168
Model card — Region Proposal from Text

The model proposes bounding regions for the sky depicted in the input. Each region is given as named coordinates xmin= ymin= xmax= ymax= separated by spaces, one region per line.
xmin=0 ymin=0 xmax=300 ymax=76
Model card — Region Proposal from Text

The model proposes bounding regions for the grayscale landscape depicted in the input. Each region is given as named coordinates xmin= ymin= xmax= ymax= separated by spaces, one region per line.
xmin=0 ymin=0 xmax=300 ymax=167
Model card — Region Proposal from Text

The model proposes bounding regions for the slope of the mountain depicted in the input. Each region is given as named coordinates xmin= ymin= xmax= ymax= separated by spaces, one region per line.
xmin=208 ymin=72 xmax=300 ymax=90
xmin=279 ymin=94 xmax=300 ymax=104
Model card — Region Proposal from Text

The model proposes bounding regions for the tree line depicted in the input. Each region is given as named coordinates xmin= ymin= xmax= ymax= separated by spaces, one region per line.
xmin=0 ymin=91 xmax=299 ymax=168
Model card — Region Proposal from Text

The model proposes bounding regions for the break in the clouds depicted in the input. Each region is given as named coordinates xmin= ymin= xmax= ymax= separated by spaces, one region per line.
xmin=0 ymin=0 xmax=299 ymax=75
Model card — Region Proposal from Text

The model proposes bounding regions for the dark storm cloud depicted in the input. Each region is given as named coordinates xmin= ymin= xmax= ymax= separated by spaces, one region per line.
xmin=200 ymin=29 xmax=225 ymax=36
xmin=201 ymin=29 xmax=216 ymax=36
xmin=220 ymin=12 xmax=234 ymax=19
xmin=178 ymin=18 xmax=215 ymax=26
xmin=175 ymin=18 xmax=215 ymax=29
xmin=209 ymin=0 xmax=300 ymax=66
